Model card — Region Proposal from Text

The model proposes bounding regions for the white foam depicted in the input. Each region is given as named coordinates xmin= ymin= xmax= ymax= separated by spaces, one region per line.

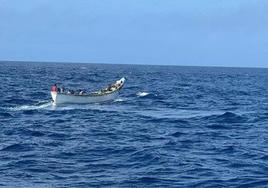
xmin=8 ymin=102 xmax=52 ymax=111
xmin=136 ymin=91 xmax=150 ymax=97
xmin=114 ymin=98 xmax=126 ymax=102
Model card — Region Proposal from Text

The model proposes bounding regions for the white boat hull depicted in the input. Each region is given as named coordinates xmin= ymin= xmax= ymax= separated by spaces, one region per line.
xmin=51 ymin=77 xmax=125 ymax=105
xmin=51 ymin=91 xmax=119 ymax=105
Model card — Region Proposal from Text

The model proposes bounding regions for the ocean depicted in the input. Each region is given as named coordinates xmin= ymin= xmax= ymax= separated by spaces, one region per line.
xmin=1 ymin=61 xmax=268 ymax=187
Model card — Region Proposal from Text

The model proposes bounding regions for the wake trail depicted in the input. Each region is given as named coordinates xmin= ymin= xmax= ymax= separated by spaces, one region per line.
xmin=7 ymin=101 xmax=52 ymax=111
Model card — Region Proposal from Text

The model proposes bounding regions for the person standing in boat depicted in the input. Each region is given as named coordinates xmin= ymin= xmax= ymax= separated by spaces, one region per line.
xmin=51 ymin=84 xmax=57 ymax=92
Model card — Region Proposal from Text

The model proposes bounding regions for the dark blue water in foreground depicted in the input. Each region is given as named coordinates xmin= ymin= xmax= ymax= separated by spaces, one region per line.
xmin=1 ymin=62 xmax=268 ymax=187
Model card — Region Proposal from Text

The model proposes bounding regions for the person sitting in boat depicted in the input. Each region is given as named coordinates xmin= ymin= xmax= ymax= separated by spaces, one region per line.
xmin=51 ymin=84 xmax=57 ymax=92
xmin=107 ymin=84 xmax=113 ymax=91
xmin=60 ymin=87 xmax=65 ymax=93
xmin=67 ymin=90 xmax=74 ymax=94
xmin=79 ymin=90 xmax=85 ymax=95
xmin=114 ymin=80 xmax=122 ymax=89
xmin=111 ymin=85 xmax=117 ymax=91
xmin=115 ymin=80 xmax=121 ymax=87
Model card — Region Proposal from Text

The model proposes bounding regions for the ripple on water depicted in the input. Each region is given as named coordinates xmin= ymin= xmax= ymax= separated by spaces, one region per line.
xmin=1 ymin=143 xmax=36 ymax=152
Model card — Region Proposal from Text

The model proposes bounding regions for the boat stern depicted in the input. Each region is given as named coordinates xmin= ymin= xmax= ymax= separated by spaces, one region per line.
xmin=51 ymin=91 xmax=57 ymax=105
xmin=50 ymin=84 xmax=58 ymax=105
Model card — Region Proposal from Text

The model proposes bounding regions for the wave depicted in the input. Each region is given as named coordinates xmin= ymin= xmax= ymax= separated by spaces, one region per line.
xmin=170 ymin=131 xmax=186 ymax=137
xmin=136 ymin=91 xmax=150 ymax=97
xmin=4 ymin=98 xmax=34 ymax=105
xmin=202 ymin=111 xmax=248 ymax=123
xmin=0 ymin=143 xmax=34 ymax=152
xmin=0 ymin=112 xmax=13 ymax=118
xmin=135 ymin=108 xmax=224 ymax=120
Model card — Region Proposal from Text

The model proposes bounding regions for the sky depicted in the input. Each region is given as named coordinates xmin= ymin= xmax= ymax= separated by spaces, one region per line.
xmin=0 ymin=0 xmax=268 ymax=67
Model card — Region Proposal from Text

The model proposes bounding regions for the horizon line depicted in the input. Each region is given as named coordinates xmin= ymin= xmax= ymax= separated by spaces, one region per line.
xmin=0 ymin=59 xmax=267 ymax=69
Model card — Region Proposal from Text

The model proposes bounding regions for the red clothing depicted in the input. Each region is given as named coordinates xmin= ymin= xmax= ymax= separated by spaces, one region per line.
xmin=51 ymin=85 xmax=57 ymax=92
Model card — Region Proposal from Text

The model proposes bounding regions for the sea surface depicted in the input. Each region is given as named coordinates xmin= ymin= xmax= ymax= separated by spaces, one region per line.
xmin=1 ymin=62 xmax=268 ymax=187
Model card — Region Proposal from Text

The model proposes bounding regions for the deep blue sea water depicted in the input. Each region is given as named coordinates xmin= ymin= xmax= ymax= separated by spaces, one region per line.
xmin=1 ymin=62 xmax=268 ymax=187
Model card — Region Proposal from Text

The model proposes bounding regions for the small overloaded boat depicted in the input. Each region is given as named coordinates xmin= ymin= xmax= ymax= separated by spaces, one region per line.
xmin=51 ymin=77 xmax=126 ymax=105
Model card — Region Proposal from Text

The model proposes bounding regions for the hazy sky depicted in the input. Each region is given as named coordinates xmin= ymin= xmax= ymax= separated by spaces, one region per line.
xmin=0 ymin=0 xmax=267 ymax=67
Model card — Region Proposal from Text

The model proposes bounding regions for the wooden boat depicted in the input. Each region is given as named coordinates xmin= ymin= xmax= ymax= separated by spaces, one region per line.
xmin=51 ymin=77 xmax=126 ymax=105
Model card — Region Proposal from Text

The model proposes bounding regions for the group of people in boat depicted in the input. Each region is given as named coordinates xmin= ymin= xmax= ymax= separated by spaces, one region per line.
xmin=51 ymin=79 xmax=123 ymax=96
xmin=102 ymin=79 xmax=124 ymax=92
xmin=51 ymin=84 xmax=86 ymax=95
